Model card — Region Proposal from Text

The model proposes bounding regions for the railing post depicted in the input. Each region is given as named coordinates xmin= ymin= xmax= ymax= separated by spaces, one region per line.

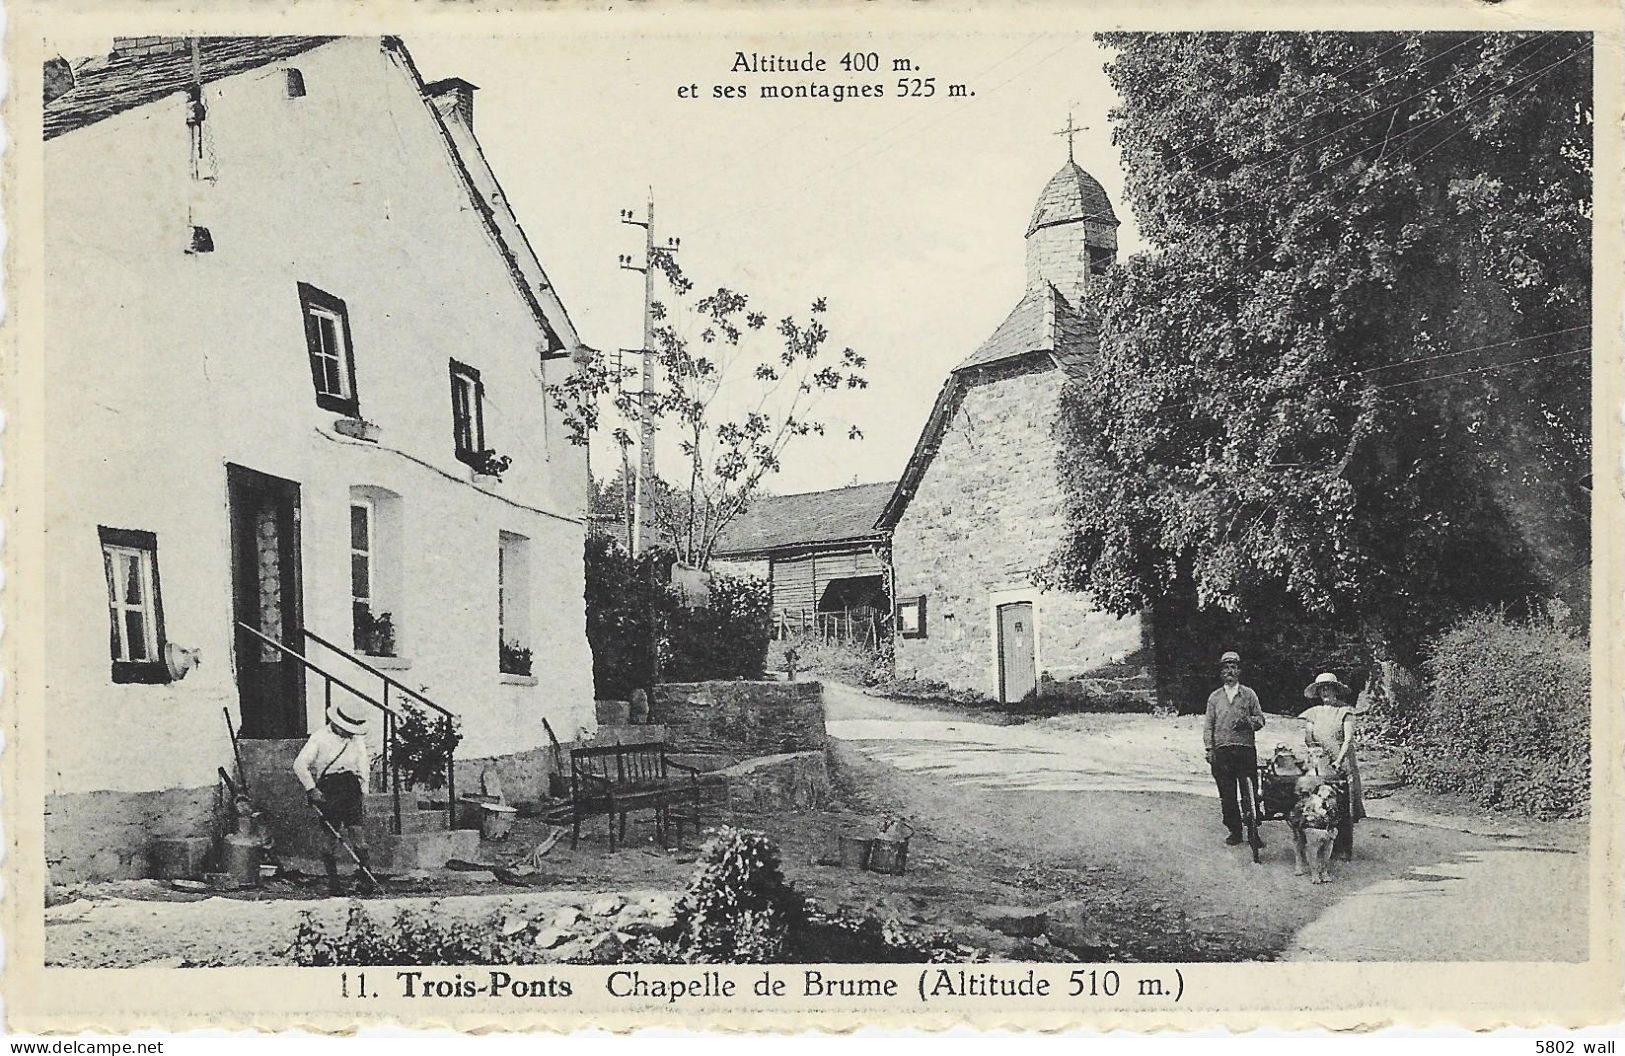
xmin=387 ymin=695 xmax=402 ymax=837
xmin=444 ymin=716 xmax=456 ymax=830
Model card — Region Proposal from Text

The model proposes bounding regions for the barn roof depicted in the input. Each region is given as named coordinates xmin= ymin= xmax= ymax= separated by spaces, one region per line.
xmin=876 ymin=283 xmax=1097 ymax=530
xmin=713 ymin=481 xmax=897 ymax=557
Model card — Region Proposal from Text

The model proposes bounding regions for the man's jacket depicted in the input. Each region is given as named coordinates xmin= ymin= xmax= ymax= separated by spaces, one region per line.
xmin=1204 ymin=684 xmax=1265 ymax=751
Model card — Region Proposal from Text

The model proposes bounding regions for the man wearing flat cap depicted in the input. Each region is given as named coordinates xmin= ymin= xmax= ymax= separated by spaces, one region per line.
xmin=1204 ymin=650 xmax=1267 ymax=845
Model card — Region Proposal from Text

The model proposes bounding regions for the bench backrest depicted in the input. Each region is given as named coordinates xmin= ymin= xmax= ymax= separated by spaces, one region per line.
xmin=570 ymin=741 xmax=669 ymax=788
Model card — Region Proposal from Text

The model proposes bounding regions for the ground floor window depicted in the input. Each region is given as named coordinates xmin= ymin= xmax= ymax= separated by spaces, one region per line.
xmin=99 ymin=526 xmax=169 ymax=683
xmin=498 ymin=532 xmax=532 ymax=675
xmin=350 ymin=487 xmax=402 ymax=657
xmin=897 ymin=595 xmax=928 ymax=639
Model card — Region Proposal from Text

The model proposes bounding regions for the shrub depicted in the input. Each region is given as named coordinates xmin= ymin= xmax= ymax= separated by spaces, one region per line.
xmin=585 ymin=538 xmax=774 ymax=697
xmin=1403 ymin=606 xmax=1589 ymax=819
xmin=670 ymin=827 xmax=808 ymax=963
xmin=389 ymin=701 xmax=461 ymax=791
xmin=290 ymin=902 xmax=495 ymax=966
xmin=666 ymin=573 xmax=772 ymax=683
xmin=584 ymin=536 xmax=679 ymax=699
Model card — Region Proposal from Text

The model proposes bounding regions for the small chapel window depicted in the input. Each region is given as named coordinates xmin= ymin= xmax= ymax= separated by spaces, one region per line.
xmin=897 ymin=596 xmax=928 ymax=640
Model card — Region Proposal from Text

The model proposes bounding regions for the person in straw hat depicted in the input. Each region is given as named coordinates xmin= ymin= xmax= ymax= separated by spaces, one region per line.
xmin=1300 ymin=672 xmax=1365 ymax=824
xmin=293 ymin=699 xmax=374 ymax=895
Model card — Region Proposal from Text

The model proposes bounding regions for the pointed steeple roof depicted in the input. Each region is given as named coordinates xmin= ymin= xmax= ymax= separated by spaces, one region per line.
xmin=1026 ymin=160 xmax=1119 ymax=236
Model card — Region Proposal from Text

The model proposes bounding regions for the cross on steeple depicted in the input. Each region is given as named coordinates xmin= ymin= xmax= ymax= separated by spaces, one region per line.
xmin=1054 ymin=112 xmax=1086 ymax=162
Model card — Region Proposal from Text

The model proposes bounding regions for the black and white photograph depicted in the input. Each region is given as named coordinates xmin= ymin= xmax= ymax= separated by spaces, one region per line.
xmin=6 ymin=2 xmax=1618 ymax=1033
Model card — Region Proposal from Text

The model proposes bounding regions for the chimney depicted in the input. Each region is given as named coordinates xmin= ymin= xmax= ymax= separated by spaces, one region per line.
xmin=424 ymin=77 xmax=479 ymax=133
xmin=44 ymin=57 xmax=75 ymax=104
xmin=110 ymin=37 xmax=191 ymax=61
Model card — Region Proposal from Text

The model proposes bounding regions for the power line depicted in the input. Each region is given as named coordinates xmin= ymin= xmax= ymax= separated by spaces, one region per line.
xmin=1366 ymin=345 xmax=1588 ymax=392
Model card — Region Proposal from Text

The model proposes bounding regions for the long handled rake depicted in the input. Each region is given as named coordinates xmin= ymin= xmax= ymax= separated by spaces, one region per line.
xmin=310 ymin=804 xmax=383 ymax=893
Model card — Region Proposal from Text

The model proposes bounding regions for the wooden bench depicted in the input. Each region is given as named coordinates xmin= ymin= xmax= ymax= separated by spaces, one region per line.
xmin=569 ymin=741 xmax=703 ymax=850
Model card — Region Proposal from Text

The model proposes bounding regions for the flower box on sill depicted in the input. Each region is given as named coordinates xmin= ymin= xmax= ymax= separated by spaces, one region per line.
xmin=334 ymin=417 xmax=381 ymax=442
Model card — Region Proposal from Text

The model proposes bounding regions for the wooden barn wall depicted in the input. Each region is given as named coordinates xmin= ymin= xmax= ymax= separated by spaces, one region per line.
xmin=769 ymin=548 xmax=886 ymax=613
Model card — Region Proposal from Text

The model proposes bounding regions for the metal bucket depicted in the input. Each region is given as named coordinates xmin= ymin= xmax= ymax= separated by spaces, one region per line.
xmin=838 ymin=835 xmax=873 ymax=869
xmin=222 ymin=832 xmax=263 ymax=889
xmin=867 ymin=836 xmax=910 ymax=875
xmin=481 ymin=802 xmax=517 ymax=841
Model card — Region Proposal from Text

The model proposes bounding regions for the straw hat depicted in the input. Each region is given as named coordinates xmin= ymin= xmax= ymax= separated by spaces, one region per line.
xmin=328 ymin=700 xmax=368 ymax=736
xmin=1303 ymin=672 xmax=1351 ymax=700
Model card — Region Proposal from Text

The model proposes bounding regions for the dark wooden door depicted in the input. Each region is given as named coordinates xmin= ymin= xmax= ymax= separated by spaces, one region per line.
xmin=998 ymin=601 xmax=1037 ymax=704
xmin=228 ymin=464 xmax=306 ymax=738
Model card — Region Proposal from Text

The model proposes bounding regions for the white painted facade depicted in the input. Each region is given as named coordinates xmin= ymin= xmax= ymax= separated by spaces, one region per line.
xmin=44 ymin=38 xmax=596 ymax=807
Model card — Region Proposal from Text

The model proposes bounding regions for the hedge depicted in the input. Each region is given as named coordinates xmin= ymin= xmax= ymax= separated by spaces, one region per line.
xmin=1403 ymin=608 xmax=1589 ymax=819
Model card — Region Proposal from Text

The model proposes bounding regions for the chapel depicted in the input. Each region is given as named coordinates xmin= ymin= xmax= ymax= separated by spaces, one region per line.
xmin=877 ymin=147 xmax=1157 ymax=706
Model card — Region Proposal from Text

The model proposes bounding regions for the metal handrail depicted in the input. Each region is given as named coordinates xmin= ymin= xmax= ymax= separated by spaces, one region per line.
xmin=299 ymin=627 xmax=458 ymax=830
xmin=301 ymin=628 xmax=454 ymax=721
xmin=233 ymin=620 xmax=406 ymax=835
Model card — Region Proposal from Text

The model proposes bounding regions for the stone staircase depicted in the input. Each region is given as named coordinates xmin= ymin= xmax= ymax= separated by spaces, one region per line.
xmin=236 ymin=738 xmax=480 ymax=873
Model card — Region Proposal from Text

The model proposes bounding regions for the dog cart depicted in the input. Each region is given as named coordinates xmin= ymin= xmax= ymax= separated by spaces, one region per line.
xmin=1240 ymin=757 xmax=1355 ymax=866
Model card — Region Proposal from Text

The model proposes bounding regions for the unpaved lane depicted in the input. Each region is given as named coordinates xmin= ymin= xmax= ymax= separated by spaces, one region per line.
xmin=824 ymin=682 xmax=1586 ymax=961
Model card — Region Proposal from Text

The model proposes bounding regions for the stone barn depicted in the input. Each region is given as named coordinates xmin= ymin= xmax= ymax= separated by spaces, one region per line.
xmin=877 ymin=155 xmax=1156 ymax=707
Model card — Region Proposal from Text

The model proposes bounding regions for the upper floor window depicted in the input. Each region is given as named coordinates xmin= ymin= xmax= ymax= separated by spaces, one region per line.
xmin=449 ymin=359 xmax=486 ymax=466
xmin=298 ymin=282 xmax=360 ymax=418
xmin=99 ymin=526 xmax=170 ymax=683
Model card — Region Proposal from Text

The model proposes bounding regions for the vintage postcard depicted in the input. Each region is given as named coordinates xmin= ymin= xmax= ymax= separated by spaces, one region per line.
xmin=2 ymin=0 xmax=1621 ymax=1035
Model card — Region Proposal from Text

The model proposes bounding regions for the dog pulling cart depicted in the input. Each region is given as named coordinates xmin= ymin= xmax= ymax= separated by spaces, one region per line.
xmin=1239 ymin=749 xmax=1355 ymax=866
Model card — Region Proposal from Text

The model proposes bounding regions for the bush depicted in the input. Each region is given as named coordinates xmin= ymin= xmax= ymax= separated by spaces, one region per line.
xmin=666 ymin=574 xmax=772 ymax=683
xmin=586 ymin=537 xmax=776 ymax=696
xmin=388 ymin=701 xmax=462 ymax=791
xmin=290 ymin=902 xmax=501 ymax=966
xmin=1403 ymin=607 xmax=1589 ymax=819
xmin=671 ymin=827 xmax=808 ymax=963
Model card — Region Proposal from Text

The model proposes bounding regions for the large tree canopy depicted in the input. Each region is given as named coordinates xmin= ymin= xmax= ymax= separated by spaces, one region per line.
xmin=1053 ymin=31 xmax=1592 ymax=658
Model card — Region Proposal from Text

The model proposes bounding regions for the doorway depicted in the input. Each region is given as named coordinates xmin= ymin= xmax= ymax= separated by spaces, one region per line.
xmin=228 ymin=464 xmax=306 ymax=738
xmin=997 ymin=601 xmax=1037 ymax=704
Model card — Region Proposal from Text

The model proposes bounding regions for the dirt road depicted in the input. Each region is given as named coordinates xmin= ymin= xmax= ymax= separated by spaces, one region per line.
xmin=824 ymin=682 xmax=1587 ymax=962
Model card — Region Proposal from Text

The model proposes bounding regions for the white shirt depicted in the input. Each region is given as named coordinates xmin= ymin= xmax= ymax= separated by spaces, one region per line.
xmin=1223 ymin=683 xmax=1240 ymax=704
xmin=293 ymin=726 xmax=371 ymax=794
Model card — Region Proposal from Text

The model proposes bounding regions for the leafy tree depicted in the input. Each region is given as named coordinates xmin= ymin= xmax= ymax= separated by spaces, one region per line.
xmin=1052 ymin=31 xmax=1591 ymax=667
xmin=551 ymin=253 xmax=868 ymax=568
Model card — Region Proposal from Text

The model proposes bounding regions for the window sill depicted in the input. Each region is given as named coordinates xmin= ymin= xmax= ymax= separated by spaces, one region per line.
xmin=334 ymin=417 xmax=381 ymax=443
xmin=365 ymin=654 xmax=412 ymax=671
xmin=471 ymin=471 xmax=504 ymax=487
xmin=500 ymin=672 xmax=538 ymax=686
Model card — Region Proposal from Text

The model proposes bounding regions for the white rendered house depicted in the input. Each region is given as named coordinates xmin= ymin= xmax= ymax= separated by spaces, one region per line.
xmin=42 ymin=36 xmax=597 ymax=881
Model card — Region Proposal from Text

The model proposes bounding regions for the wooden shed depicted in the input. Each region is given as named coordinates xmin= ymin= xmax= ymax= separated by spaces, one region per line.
xmin=710 ymin=481 xmax=895 ymax=642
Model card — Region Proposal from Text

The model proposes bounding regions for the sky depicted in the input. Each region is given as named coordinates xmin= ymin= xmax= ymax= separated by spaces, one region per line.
xmin=49 ymin=28 xmax=1144 ymax=498
xmin=404 ymin=30 xmax=1145 ymax=497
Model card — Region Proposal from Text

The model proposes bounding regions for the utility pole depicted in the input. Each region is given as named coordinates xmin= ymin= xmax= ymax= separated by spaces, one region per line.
xmin=618 ymin=192 xmax=680 ymax=554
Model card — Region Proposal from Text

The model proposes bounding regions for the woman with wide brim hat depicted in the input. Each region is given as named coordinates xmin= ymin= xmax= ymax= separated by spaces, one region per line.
xmin=1299 ymin=672 xmax=1365 ymax=823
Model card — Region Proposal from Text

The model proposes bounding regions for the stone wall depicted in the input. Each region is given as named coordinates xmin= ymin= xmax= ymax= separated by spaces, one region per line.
xmin=892 ymin=365 xmax=1149 ymax=701
xmin=711 ymin=751 xmax=830 ymax=813
xmin=651 ymin=681 xmax=825 ymax=755
xmin=45 ymin=786 xmax=218 ymax=884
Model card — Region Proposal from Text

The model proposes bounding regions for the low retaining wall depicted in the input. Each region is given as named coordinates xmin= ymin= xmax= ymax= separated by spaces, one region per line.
xmin=45 ymin=786 xmax=218 ymax=884
xmin=711 ymin=751 xmax=830 ymax=813
xmin=653 ymin=680 xmax=826 ymax=755
xmin=1040 ymin=671 xmax=1159 ymax=712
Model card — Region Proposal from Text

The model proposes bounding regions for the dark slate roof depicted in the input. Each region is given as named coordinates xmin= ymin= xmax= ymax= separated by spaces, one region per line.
xmin=877 ymin=284 xmax=1099 ymax=529
xmin=1026 ymin=160 xmax=1120 ymax=236
xmin=713 ymin=481 xmax=898 ymax=557
xmin=952 ymin=283 xmax=1098 ymax=374
xmin=44 ymin=37 xmax=337 ymax=140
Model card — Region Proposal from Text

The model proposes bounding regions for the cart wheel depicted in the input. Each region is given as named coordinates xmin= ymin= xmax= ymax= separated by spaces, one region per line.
xmin=1242 ymin=774 xmax=1263 ymax=864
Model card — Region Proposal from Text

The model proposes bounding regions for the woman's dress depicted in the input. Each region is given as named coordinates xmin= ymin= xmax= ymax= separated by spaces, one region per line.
xmin=1299 ymin=703 xmax=1366 ymax=821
